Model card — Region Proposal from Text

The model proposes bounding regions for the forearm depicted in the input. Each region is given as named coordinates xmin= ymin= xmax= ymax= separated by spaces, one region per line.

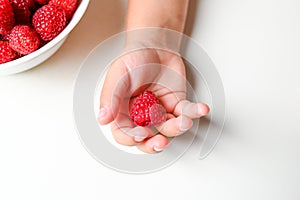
xmin=126 ymin=0 xmax=189 ymax=32
xmin=125 ymin=0 xmax=189 ymax=52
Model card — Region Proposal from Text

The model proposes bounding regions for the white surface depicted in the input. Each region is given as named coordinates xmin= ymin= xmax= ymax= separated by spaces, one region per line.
xmin=0 ymin=0 xmax=299 ymax=199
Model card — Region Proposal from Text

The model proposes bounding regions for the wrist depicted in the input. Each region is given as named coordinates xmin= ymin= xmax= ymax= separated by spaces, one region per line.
xmin=124 ymin=28 xmax=184 ymax=54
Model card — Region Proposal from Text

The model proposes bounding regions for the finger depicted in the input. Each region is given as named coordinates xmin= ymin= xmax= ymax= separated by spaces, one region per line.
xmin=137 ymin=134 xmax=169 ymax=153
xmin=110 ymin=113 xmax=155 ymax=146
xmin=111 ymin=126 xmax=154 ymax=146
xmin=156 ymin=115 xmax=193 ymax=137
xmin=173 ymin=100 xmax=210 ymax=118
xmin=111 ymin=124 xmax=155 ymax=146
xmin=98 ymin=59 xmax=129 ymax=125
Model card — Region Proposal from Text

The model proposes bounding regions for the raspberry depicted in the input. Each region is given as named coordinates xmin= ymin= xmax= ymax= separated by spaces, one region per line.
xmin=130 ymin=90 xmax=166 ymax=126
xmin=9 ymin=25 xmax=40 ymax=55
xmin=32 ymin=4 xmax=66 ymax=41
xmin=9 ymin=0 xmax=32 ymax=24
xmin=1 ymin=32 xmax=10 ymax=41
xmin=34 ymin=0 xmax=48 ymax=5
xmin=49 ymin=0 xmax=77 ymax=20
xmin=25 ymin=0 xmax=35 ymax=10
xmin=0 ymin=41 xmax=17 ymax=64
xmin=0 ymin=0 xmax=15 ymax=37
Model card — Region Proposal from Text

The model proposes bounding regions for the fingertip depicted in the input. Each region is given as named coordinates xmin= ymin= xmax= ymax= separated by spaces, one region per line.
xmin=152 ymin=135 xmax=169 ymax=152
xmin=129 ymin=126 xmax=153 ymax=142
xmin=178 ymin=115 xmax=193 ymax=133
xmin=198 ymin=103 xmax=210 ymax=116
xmin=97 ymin=107 xmax=114 ymax=125
xmin=137 ymin=134 xmax=169 ymax=153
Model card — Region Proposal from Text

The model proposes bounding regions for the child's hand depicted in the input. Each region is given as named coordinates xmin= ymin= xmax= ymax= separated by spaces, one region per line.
xmin=97 ymin=48 xmax=209 ymax=153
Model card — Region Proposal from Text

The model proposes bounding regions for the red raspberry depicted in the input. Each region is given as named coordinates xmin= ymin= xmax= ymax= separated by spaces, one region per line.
xmin=1 ymin=32 xmax=10 ymax=41
xmin=49 ymin=0 xmax=77 ymax=20
xmin=34 ymin=0 xmax=48 ymax=5
xmin=130 ymin=90 xmax=166 ymax=126
xmin=0 ymin=0 xmax=15 ymax=37
xmin=25 ymin=0 xmax=35 ymax=10
xmin=9 ymin=0 xmax=32 ymax=24
xmin=32 ymin=4 xmax=66 ymax=41
xmin=0 ymin=41 xmax=17 ymax=64
xmin=9 ymin=25 xmax=40 ymax=55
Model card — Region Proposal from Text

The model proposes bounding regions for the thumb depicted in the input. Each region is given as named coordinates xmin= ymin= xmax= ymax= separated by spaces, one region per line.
xmin=98 ymin=59 xmax=129 ymax=125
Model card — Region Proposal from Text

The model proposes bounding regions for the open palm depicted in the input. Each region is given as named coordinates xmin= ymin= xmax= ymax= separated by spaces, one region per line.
xmin=98 ymin=48 xmax=209 ymax=153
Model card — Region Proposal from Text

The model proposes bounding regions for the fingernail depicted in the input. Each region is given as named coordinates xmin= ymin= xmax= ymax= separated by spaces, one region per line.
xmin=179 ymin=127 xmax=190 ymax=132
xmin=153 ymin=146 xmax=164 ymax=152
xmin=98 ymin=108 xmax=106 ymax=119
xmin=134 ymin=136 xmax=146 ymax=142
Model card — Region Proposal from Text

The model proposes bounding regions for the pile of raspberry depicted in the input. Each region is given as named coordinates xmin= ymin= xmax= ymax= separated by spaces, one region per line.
xmin=0 ymin=0 xmax=77 ymax=64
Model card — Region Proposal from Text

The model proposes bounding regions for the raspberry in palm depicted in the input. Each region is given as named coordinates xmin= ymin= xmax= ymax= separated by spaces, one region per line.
xmin=130 ymin=90 xmax=166 ymax=126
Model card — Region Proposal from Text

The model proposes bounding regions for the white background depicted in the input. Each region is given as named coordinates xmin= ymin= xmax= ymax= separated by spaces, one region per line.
xmin=1 ymin=0 xmax=300 ymax=199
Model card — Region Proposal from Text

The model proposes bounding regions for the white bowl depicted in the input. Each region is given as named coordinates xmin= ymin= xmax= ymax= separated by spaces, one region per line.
xmin=0 ymin=0 xmax=90 ymax=76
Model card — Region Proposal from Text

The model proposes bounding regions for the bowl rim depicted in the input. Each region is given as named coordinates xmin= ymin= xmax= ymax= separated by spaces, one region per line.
xmin=0 ymin=0 xmax=90 ymax=69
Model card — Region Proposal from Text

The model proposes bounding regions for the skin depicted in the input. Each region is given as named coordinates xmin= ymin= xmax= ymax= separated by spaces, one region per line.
xmin=98 ymin=0 xmax=210 ymax=153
